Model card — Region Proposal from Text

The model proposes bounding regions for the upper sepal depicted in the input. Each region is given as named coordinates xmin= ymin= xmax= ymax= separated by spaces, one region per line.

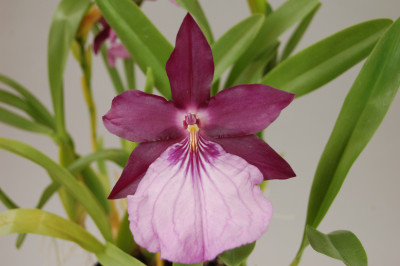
xmin=166 ymin=13 xmax=214 ymax=110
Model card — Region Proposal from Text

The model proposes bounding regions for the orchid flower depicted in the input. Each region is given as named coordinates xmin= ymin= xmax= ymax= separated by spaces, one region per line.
xmin=93 ymin=18 xmax=131 ymax=67
xmin=103 ymin=14 xmax=295 ymax=263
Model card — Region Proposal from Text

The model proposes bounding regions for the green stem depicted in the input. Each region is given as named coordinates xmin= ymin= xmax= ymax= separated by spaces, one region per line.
xmin=79 ymin=40 xmax=98 ymax=152
xmin=291 ymin=233 xmax=309 ymax=266
xmin=123 ymin=59 xmax=136 ymax=90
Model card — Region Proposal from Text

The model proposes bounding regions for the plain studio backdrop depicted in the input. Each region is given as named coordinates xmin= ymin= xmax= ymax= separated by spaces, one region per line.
xmin=0 ymin=0 xmax=399 ymax=265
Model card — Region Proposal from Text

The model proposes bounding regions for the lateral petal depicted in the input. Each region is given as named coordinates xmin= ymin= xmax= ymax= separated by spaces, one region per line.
xmin=211 ymin=135 xmax=296 ymax=180
xmin=127 ymin=137 xmax=272 ymax=263
xmin=166 ymin=13 xmax=214 ymax=110
xmin=200 ymin=84 xmax=294 ymax=137
xmin=103 ymin=90 xmax=185 ymax=143
xmin=108 ymin=138 xmax=182 ymax=199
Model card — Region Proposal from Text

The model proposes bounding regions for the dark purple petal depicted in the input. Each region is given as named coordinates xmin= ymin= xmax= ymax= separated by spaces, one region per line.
xmin=210 ymin=135 xmax=296 ymax=180
xmin=166 ymin=13 xmax=214 ymax=110
xmin=108 ymin=138 xmax=182 ymax=199
xmin=93 ymin=21 xmax=110 ymax=54
xmin=103 ymin=90 xmax=185 ymax=143
xmin=200 ymin=84 xmax=295 ymax=138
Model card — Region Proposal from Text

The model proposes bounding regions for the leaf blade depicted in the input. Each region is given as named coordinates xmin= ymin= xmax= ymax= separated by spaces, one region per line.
xmin=96 ymin=0 xmax=173 ymax=98
xmin=306 ymin=226 xmax=368 ymax=266
xmin=0 ymin=209 xmax=104 ymax=253
xmin=211 ymin=14 xmax=265 ymax=84
xmin=176 ymin=0 xmax=214 ymax=43
xmin=294 ymin=17 xmax=400 ymax=264
xmin=219 ymin=242 xmax=256 ymax=266
xmin=96 ymin=242 xmax=145 ymax=266
xmin=48 ymin=0 xmax=91 ymax=136
xmin=225 ymin=0 xmax=320 ymax=88
xmin=280 ymin=3 xmax=321 ymax=61
xmin=0 ymin=138 xmax=113 ymax=242
xmin=262 ymin=19 xmax=393 ymax=97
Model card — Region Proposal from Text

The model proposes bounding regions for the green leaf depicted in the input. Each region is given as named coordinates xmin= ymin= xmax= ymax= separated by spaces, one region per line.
xmin=144 ymin=67 xmax=155 ymax=94
xmin=96 ymin=242 xmax=145 ymax=266
xmin=294 ymin=17 xmax=400 ymax=263
xmin=306 ymin=226 xmax=367 ymax=266
xmin=0 ymin=106 xmax=56 ymax=139
xmin=0 ymin=138 xmax=113 ymax=242
xmin=0 ymin=89 xmax=31 ymax=113
xmin=0 ymin=74 xmax=55 ymax=129
xmin=308 ymin=16 xmax=400 ymax=231
xmin=211 ymin=14 xmax=265 ymax=85
xmin=48 ymin=0 xmax=91 ymax=138
xmin=176 ymin=0 xmax=214 ymax=43
xmin=16 ymin=182 xmax=62 ymax=249
xmin=80 ymin=168 xmax=110 ymax=215
xmin=115 ymin=212 xmax=135 ymax=254
xmin=37 ymin=182 xmax=60 ymax=209
xmin=247 ymin=0 xmax=266 ymax=14
xmin=96 ymin=0 xmax=173 ymax=98
xmin=0 ymin=209 xmax=104 ymax=254
xmin=280 ymin=3 xmax=321 ymax=61
xmin=227 ymin=41 xmax=279 ymax=87
xmin=123 ymin=59 xmax=136 ymax=90
xmin=225 ymin=0 xmax=320 ymax=88
xmin=0 ymin=187 xmax=19 ymax=209
xmin=262 ymin=19 xmax=393 ymax=98
xmin=67 ymin=149 xmax=129 ymax=175
xmin=219 ymin=242 xmax=256 ymax=266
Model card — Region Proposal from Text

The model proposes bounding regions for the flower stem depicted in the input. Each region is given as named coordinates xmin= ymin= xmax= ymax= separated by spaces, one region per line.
xmin=123 ymin=59 xmax=136 ymax=90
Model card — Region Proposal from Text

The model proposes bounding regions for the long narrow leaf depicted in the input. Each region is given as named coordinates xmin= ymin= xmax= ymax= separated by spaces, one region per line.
xmin=0 ymin=187 xmax=18 ymax=209
xmin=0 ymin=209 xmax=104 ymax=253
xmin=16 ymin=181 xmax=66 ymax=249
xmin=144 ymin=67 xmax=155 ymax=94
xmin=306 ymin=226 xmax=367 ymax=266
xmin=0 ymin=107 xmax=56 ymax=139
xmin=96 ymin=242 xmax=145 ymax=266
xmin=115 ymin=212 xmax=135 ymax=254
xmin=97 ymin=0 xmax=173 ymax=98
xmin=227 ymin=41 xmax=279 ymax=87
xmin=225 ymin=0 xmax=320 ymax=88
xmin=219 ymin=242 xmax=256 ymax=266
xmin=175 ymin=0 xmax=214 ymax=43
xmin=0 ymin=74 xmax=54 ymax=129
xmin=80 ymin=168 xmax=110 ymax=215
xmin=0 ymin=138 xmax=113 ymax=242
xmin=280 ymin=3 xmax=321 ymax=61
xmin=294 ymin=17 xmax=400 ymax=263
xmin=48 ymin=0 xmax=91 ymax=136
xmin=262 ymin=19 xmax=393 ymax=98
xmin=211 ymin=14 xmax=264 ymax=85
xmin=68 ymin=149 xmax=129 ymax=175
xmin=0 ymin=89 xmax=31 ymax=113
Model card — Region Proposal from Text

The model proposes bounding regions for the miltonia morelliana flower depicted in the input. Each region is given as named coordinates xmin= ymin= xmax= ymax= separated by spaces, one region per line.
xmin=103 ymin=13 xmax=295 ymax=264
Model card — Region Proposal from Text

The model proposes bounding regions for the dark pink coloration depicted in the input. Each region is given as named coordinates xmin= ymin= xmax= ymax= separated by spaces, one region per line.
xmin=103 ymin=13 xmax=295 ymax=263
xmin=166 ymin=15 xmax=214 ymax=109
xmin=93 ymin=18 xmax=130 ymax=67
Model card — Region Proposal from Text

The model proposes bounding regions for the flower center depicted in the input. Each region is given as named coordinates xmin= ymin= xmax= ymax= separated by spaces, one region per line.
xmin=185 ymin=113 xmax=199 ymax=151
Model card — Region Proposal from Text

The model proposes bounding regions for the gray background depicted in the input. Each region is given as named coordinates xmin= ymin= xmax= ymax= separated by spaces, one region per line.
xmin=0 ymin=0 xmax=399 ymax=265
